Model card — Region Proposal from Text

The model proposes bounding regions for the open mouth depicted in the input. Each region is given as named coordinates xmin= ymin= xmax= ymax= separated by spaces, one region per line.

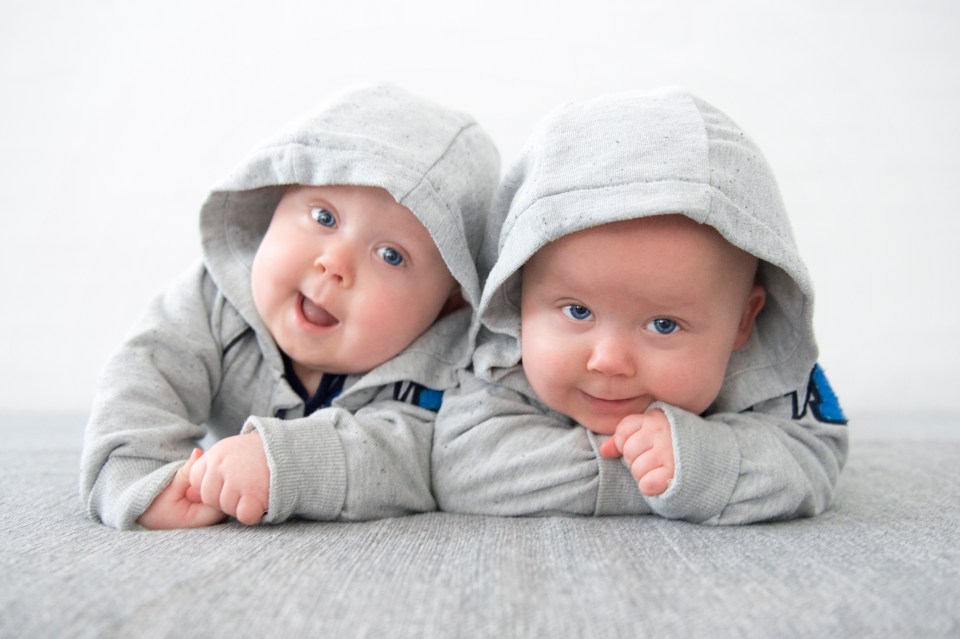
xmin=299 ymin=295 xmax=339 ymax=328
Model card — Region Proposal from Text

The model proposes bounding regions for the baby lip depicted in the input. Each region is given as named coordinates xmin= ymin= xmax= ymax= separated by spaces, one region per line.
xmin=300 ymin=295 xmax=339 ymax=327
xmin=583 ymin=391 xmax=635 ymax=404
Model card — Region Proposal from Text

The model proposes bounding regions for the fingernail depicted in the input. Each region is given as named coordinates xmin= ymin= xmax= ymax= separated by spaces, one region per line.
xmin=191 ymin=447 xmax=203 ymax=460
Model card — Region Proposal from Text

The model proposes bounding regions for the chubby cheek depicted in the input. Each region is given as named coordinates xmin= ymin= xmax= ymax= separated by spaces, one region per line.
xmin=660 ymin=356 xmax=728 ymax=415
xmin=521 ymin=331 xmax=576 ymax=409
xmin=250 ymin=240 xmax=302 ymax=329
xmin=249 ymin=254 xmax=273 ymax=319
xmin=346 ymin=283 xmax=448 ymax=369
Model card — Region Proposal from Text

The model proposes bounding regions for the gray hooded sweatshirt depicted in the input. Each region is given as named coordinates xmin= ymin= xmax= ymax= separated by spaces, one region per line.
xmin=432 ymin=87 xmax=848 ymax=524
xmin=81 ymin=84 xmax=500 ymax=530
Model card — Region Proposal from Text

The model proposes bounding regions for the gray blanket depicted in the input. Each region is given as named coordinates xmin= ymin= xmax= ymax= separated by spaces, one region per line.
xmin=2 ymin=415 xmax=958 ymax=638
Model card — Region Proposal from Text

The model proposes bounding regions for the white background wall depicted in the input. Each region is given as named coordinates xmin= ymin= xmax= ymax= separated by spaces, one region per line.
xmin=2 ymin=0 xmax=958 ymax=424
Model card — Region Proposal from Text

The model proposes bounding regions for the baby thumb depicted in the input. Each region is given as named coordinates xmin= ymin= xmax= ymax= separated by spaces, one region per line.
xmin=598 ymin=436 xmax=622 ymax=459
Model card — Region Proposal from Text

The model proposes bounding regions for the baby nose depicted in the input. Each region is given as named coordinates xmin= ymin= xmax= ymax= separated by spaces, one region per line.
xmin=313 ymin=245 xmax=354 ymax=287
xmin=586 ymin=333 xmax=636 ymax=377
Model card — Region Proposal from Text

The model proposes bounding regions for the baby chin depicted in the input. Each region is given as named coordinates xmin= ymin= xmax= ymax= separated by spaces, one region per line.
xmin=573 ymin=391 xmax=650 ymax=434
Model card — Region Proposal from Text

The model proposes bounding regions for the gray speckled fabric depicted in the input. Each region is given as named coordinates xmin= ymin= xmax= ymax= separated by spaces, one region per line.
xmin=2 ymin=415 xmax=959 ymax=638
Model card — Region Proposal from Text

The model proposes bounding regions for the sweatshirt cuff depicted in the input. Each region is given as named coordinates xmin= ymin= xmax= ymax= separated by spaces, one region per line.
xmin=590 ymin=433 xmax=650 ymax=516
xmin=644 ymin=403 xmax=740 ymax=522
xmin=242 ymin=415 xmax=347 ymax=523
xmin=87 ymin=456 xmax=181 ymax=530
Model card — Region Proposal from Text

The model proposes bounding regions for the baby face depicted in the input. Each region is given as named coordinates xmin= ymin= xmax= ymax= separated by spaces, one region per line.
xmin=519 ymin=215 xmax=765 ymax=435
xmin=251 ymin=185 xmax=459 ymax=388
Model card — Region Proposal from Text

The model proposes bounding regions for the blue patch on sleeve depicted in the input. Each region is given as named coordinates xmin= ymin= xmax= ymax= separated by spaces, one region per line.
xmin=392 ymin=381 xmax=444 ymax=413
xmin=809 ymin=364 xmax=847 ymax=425
xmin=417 ymin=388 xmax=443 ymax=412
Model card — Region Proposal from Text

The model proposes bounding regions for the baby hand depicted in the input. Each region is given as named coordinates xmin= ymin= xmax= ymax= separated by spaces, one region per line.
xmin=598 ymin=410 xmax=675 ymax=497
xmin=188 ymin=432 xmax=269 ymax=526
xmin=137 ymin=448 xmax=227 ymax=529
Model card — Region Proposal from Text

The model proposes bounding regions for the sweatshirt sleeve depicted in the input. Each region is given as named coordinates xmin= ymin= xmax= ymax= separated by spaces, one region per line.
xmin=243 ymin=399 xmax=437 ymax=522
xmin=432 ymin=371 xmax=648 ymax=517
xmin=644 ymin=377 xmax=849 ymax=524
xmin=80 ymin=266 xmax=224 ymax=530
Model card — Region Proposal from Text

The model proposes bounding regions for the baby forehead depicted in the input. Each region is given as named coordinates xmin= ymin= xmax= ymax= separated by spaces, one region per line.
xmin=580 ymin=214 xmax=718 ymax=241
xmin=542 ymin=214 xmax=742 ymax=260
xmin=279 ymin=184 xmax=428 ymax=227
xmin=524 ymin=214 xmax=758 ymax=291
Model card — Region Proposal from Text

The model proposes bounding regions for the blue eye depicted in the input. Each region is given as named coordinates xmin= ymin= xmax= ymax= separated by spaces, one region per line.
xmin=562 ymin=304 xmax=593 ymax=321
xmin=311 ymin=207 xmax=336 ymax=228
xmin=377 ymin=246 xmax=404 ymax=267
xmin=648 ymin=318 xmax=679 ymax=335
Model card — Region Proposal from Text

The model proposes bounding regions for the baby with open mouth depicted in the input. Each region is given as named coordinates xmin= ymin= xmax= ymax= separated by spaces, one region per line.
xmin=81 ymin=84 xmax=500 ymax=531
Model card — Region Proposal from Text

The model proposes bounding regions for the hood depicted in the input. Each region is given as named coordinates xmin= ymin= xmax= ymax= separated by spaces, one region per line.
xmin=199 ymin=84 xmax=500 ymax=340
xmin=476 ymin=86 xmax=817 ymax=413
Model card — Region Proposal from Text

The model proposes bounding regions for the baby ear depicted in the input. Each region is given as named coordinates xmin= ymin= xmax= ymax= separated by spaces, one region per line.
xmin=733 ymin=284 xmax=766 ymax=351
